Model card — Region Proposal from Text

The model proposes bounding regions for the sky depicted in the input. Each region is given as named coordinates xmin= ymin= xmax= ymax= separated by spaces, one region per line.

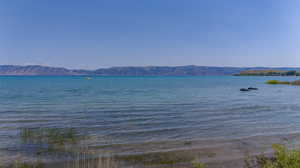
xmin=1 ymin=0 xmax=300 ymax=69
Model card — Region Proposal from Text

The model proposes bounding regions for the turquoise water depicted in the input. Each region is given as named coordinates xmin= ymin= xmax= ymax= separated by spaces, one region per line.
xmin=1 ymin=76 xmax=300 ymax=150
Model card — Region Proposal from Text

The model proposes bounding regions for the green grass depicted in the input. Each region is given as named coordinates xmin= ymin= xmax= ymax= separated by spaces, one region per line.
xmin=266 ymin=80 xmax=291 ymax=85
xmin=2 ymin=128 xmax=120 ymax=168
xmin=192 ymin=159 xmax=206 ymax=168
xmin=245 ymin=144 xmax=300 ymax=168
xmin=14 ymin=128 xmax=300 ymax=168
xmin=266 ymin=80 xmax=300 ymax=86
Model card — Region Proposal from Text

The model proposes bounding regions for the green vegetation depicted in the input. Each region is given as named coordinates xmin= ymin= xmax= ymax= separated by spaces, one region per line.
xmin=266 ymin=80 xmax=291 ymax=85
xmin=6 ymin=128 xmax=300 ymax=168
xmin=266 ymin=80 xmax=300 ymax=86
xmin=236 ymin=70 xmax=300 ymax=76
xmin=3 ymin=144 xmax=300 ymax=168
xmin=192 ymin=159 xmax=206 ymax=168
xmin=0 ymin=127 xmax=121 ymax=168
xmin=245 ymin=154 xmax=271 ymax=168
xmin=245 ymin=144 xmax=300 ymax=168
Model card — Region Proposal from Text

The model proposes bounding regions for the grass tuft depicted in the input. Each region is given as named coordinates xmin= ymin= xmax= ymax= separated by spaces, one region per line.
xmin=192 ymin=159 xmax=206 ymax=168
xmin=245 ymin=144 xmax=300 ymax=168
xmin=266 ymin=80 xmax=291 ymax=85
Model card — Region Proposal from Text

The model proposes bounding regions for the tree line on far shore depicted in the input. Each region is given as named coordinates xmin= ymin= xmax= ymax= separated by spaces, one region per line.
xmin=235 ymin=70 xmax=300 ymax=76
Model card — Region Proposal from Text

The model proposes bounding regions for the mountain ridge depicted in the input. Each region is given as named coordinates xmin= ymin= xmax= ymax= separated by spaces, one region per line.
xmin=1 ymin=65 xmax=300 ymax=76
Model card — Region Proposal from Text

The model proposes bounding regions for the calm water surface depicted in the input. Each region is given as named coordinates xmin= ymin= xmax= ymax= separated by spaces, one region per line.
xmin=1 ymin=76 xmax=300 ymax=150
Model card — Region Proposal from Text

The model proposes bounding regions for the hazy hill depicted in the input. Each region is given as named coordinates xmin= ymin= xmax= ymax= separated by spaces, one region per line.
xmin=93 ymin=66 xmax=244 ymax=76
xmin=1 ymin=65 xmax=300 ymax=76
xmin=0 ymin=65 xmax=84 ymax=76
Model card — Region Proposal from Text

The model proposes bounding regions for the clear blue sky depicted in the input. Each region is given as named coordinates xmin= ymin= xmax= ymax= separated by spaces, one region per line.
xmin=1 ymin=0 xmax=300 ymax=69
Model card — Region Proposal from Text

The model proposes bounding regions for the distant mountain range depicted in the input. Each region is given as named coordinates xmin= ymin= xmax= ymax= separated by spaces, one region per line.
xmin=1 ymin=65 xmax=300 ymax=76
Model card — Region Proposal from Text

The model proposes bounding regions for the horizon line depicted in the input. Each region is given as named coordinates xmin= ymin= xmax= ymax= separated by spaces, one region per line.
xmin=2 ymin=64 xmax=300 ymax=70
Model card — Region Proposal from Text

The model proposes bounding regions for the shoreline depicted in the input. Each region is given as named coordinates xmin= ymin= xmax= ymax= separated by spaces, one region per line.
xmin=2 ymin=133 xmax=300 ymax=168
xmin=103 ymin=133 xmax=300 ymax=167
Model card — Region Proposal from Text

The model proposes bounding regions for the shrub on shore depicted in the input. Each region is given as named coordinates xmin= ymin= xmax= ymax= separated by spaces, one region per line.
xmin=245 ymin=144 xmax=300 ymax=168
xmin=266 ymin=80 xmax=290 ymax=85
xmin=266 ymin=80 xmax=300 ymax=86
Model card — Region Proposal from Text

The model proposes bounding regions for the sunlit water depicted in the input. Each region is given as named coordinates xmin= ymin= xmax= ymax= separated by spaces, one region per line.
xmin=1 ymin=76 xmax=300 ymax=151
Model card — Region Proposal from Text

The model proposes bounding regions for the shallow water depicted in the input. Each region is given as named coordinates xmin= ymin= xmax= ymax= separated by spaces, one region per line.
xmin=1 ymin=76 xmax=300 ymax=151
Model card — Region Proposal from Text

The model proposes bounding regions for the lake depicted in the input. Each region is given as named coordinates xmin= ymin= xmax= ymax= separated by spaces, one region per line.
xmin=1 ymin=76 xmax=300 ymax=154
